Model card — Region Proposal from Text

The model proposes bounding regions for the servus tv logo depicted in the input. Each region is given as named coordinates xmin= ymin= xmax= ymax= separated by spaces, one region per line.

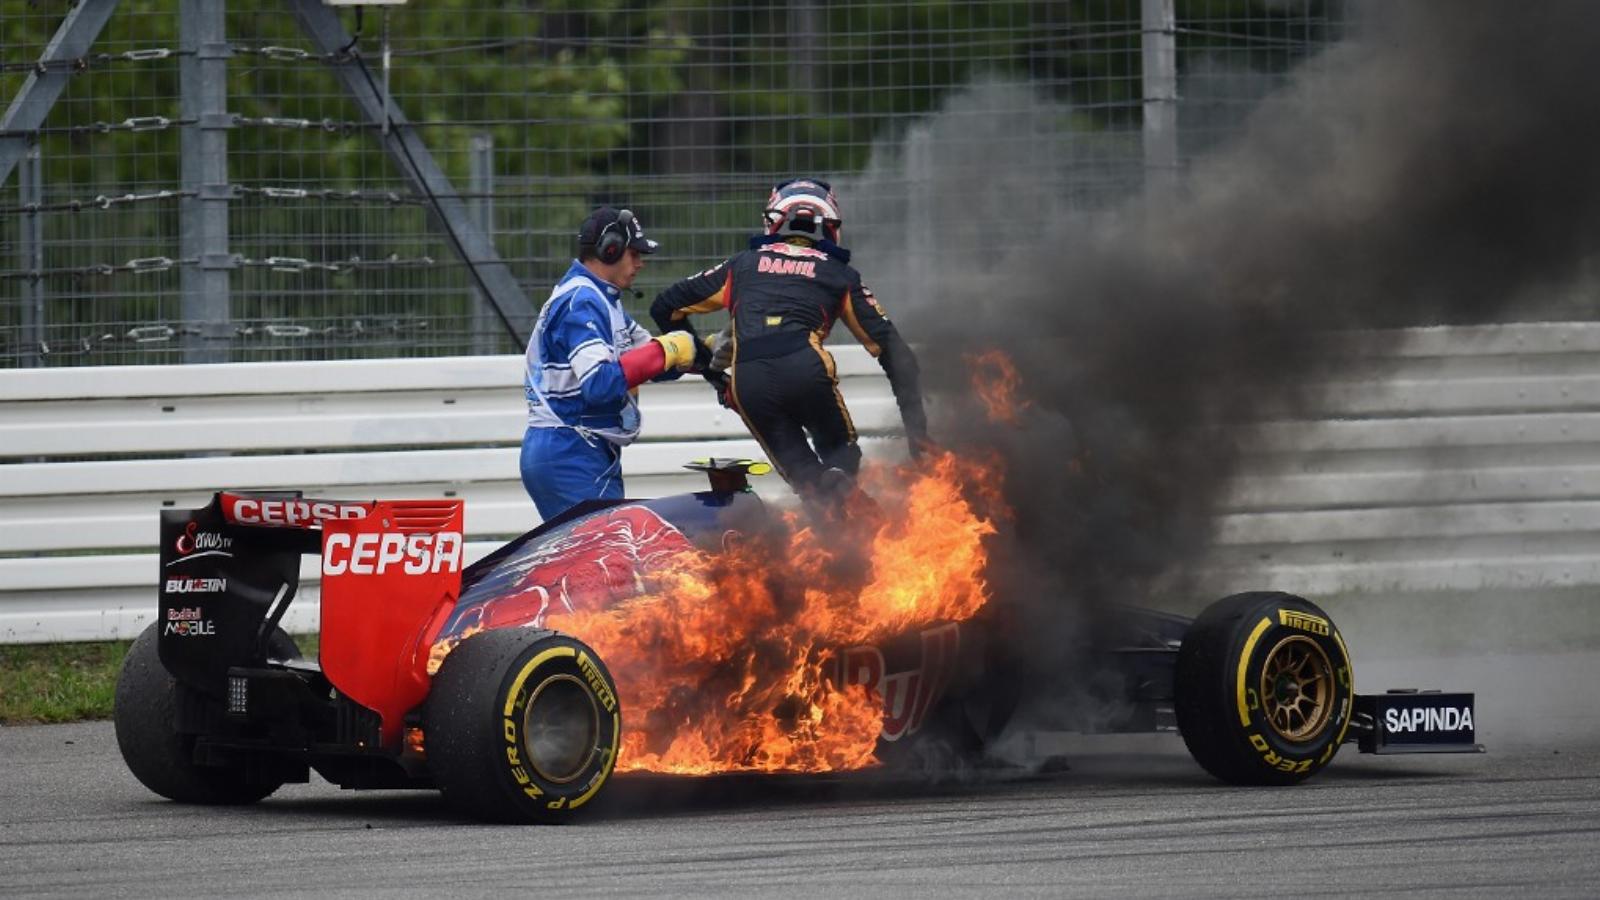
xmin=168 ymin=521 xmax=233 ymax=566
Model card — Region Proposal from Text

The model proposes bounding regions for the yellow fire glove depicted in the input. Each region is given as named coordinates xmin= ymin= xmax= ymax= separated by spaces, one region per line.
xmin=653 ymin=331 xmax=698 ymax=371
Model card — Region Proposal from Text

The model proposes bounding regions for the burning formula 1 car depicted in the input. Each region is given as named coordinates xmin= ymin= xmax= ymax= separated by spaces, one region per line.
xmin=115 ymin=459 xmax=1482 ymax=824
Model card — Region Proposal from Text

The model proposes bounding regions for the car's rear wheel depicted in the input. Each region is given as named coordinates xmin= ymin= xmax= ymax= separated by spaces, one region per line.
xmin=426 ymin=628 xmax=621 ymax=823
xmin=1175 ymin=592 xmax=1354 ymax=785
xmin=114 ymin=623 xmax=299 ymax=804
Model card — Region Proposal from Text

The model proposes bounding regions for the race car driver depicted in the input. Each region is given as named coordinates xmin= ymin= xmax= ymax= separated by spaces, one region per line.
xmin=521 ymin=206 xmax=699 ymax=519
xmin=649 ymin=179 xmax=929 ymax=502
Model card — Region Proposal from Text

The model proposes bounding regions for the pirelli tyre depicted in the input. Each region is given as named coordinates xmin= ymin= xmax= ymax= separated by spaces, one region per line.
xmin=426 ymin=628 xmax=621 ymax=824
xmin=114 ymin=622 xmax=300 ymax=805
xmin=1175 ymin=592 xmax=1354 ymax=786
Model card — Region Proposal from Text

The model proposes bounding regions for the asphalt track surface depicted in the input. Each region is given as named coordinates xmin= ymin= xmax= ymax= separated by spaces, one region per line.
xmin=3 ymin=708 xmax=1597 ymax=899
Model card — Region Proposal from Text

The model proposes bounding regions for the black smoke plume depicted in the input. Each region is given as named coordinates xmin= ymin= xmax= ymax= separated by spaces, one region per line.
xmin=851 ymin=1 xmax=1600 ymax=719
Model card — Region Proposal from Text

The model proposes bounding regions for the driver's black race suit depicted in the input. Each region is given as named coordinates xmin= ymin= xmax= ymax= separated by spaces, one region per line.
xmin=650 ymin=235 xmax=928 ymax=493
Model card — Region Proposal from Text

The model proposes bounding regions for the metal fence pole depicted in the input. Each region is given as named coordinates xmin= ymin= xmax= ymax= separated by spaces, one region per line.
xmin=179 ymin=0 xmax=232 ymax=363
xmin=469 ymin=132 xmax=496 ymax=355
xmin=905 ymin=125 xmax=933 ymax=308
xmin=788 ymin=0 xmax=821 ymax=97
xmin=1142 ymin=0 xmax=1178 ymax=201
xmin=18 ymin=144 xmax=44 ymax=368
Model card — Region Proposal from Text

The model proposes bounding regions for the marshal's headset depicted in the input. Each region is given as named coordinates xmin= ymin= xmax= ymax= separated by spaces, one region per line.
xmin=591 ymin=209 xmax=636 ymax=265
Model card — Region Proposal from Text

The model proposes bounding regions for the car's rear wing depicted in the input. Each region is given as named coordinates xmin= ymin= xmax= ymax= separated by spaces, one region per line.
xmin=159 ymin=491 xmax=465 ymax=745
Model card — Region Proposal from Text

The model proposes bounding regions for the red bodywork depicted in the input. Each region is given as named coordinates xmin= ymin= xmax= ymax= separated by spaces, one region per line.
xmin=319 ymin=502 xmax=464 ymax=745
xmin=219 ymin=493 xmax=466 ymax=745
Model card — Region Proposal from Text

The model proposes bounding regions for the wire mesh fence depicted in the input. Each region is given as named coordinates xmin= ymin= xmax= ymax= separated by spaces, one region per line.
xmin=1 ymin=0 xmax=1345 ymax=367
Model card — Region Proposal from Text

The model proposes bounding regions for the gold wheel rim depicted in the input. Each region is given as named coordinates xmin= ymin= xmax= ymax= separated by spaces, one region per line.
xmin=1258 ymin=635 xmax=1334 ymax=742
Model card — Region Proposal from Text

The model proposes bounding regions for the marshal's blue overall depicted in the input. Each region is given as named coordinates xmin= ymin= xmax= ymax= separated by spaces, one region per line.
xmin=521 ymin=260 xmax=652 ymax=519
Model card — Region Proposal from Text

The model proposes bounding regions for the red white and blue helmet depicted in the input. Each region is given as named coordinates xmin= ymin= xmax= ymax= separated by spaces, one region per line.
xmin=763 ymin=178 xmax=841 ymax=243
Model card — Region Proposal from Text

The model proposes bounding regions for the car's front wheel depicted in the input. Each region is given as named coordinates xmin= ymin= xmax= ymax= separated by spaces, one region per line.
xmin=1175 ymin=591 xmax=1354 ymax=785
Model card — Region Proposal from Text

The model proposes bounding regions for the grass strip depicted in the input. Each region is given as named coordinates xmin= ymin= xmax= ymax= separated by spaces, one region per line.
xmin=0 ymin=633 xmax=317 ymax=725
xmin=0 ymin=640 xmax=132 ymax=724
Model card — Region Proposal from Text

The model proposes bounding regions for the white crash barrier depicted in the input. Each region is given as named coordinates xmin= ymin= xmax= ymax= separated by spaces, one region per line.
xmin=0 ymin=347 xmax=897 ymax=643
xmin=1204 ymin=321 xmax=1600 ymax=596
xmin=6 ymin=321 xmax=1600 ymax=641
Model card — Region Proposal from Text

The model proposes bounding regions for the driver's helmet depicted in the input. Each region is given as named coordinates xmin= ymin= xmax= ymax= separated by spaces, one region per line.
xmin=763 ymin=178 xmax=842 ymax=243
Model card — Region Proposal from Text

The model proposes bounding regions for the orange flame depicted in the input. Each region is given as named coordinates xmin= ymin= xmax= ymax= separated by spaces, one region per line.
xmin=968 ymin=349 xmax=1030 ymax=427
xmin=544 ymin=451 xmax=1000 ymax=774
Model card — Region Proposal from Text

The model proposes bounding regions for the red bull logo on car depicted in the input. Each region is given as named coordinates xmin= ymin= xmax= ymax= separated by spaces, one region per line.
xmin=839 ymin=622 xmax=961 ymax=741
